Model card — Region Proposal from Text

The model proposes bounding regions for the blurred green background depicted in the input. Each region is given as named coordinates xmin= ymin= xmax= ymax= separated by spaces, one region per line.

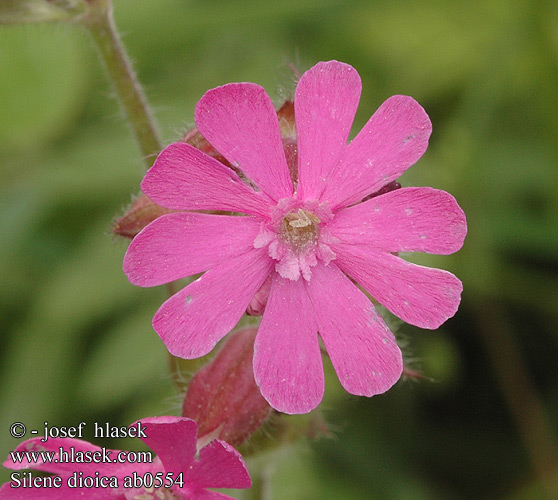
xmin=1 ymin=0 xmax=557 ymax=498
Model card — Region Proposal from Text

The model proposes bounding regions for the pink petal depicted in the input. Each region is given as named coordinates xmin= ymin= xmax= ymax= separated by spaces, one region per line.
xmin=254 ymin=273 xmax=324 ymax=414
xmin=137 ymin=417 xmax=197 ymax=477
xmin=329 ymin=187 xmax=467 ymax=255
xmin=185 ymin=440 xmax=251 ymax=490
xmin=153 ymin=248 xmax=273 ymax=358
xmin=124 ymin=213 xmax=261 ymax=287
xmin=305 ymin=262 xmax=403 ymax=396
xmin=322 ymin=95 xmax=432 ymax=210
xmin=4 ymin=438 xmax=102 ymax=477
xmin=295 ymin=61 xmax=361 ymax=201
xmin=334 ymin=245 xmax=463 ymax=329
xmin=141 ymin=142 xmax=271 ymax=217
xmin=195 ymin=83 xmax=293 ymax=201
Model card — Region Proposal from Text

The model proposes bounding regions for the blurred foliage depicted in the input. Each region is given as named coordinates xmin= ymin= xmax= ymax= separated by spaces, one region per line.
xmin=1 ymin=0 xmax=557 ymax=498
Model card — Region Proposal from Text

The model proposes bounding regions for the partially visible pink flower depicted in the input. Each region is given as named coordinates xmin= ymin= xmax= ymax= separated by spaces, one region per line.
xmin=124 ymin=60 xmax=467 ymax=414
xmin=1 ymin=417 xmax=250 ymax=499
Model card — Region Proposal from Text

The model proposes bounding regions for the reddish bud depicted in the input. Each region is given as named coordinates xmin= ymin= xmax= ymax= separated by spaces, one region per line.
xmin=112 ymin=194 xmax=173 ymax=239
xmin=362 ymin=181 xmax=402 ymax=202
xmin=246 ymin=275 xmax=272 ymax=316
xmin=182 ymin=328 xmax=272 ymax=448
xmin=282 ymin=137 xmax=298 ymax=185
xmin=277 ymin=100 xmax=295 ymax=138
xmin=180 ymin=127 xmax=231 ymax=167
xmin=276 ymin=100 xmax=298 ymax=184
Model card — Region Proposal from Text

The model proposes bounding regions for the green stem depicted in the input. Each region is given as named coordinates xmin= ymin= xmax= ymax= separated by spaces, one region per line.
xmin=244 ymin=466 xmax=271 ymax=500
xmin=84 ymin=0 xmax=162 ymax=167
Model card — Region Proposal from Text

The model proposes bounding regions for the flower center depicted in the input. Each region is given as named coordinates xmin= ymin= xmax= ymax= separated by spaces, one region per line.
xmin=281 ymin=209 xmax=320 ymax=252
xmin=253 ymin=200 xmax=335 ymax=282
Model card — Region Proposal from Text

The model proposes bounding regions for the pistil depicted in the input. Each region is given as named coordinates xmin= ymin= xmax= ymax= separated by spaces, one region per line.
xmin=281 ymin=209 xmax=320 ymax=252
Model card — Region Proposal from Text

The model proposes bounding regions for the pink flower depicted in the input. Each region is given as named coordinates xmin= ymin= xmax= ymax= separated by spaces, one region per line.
xmin=124 ymin=60 xmax=467 ymax=414
xmin=1 ymin=417 xmax=251 ymax=499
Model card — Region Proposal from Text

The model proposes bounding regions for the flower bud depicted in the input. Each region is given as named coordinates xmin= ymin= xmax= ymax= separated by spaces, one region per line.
xmin=180 ymin=127 xmax=231 ymax=167
xmin=182 ymin=328 xmax=272 ymax=448
xmin=277 ymin=100 xmax=298 ymax=184
xmin=246 ymin=275 xmax=271 ymax=316
xmin=112 ymin=193 xmax=173 ymax=239
xmin=277 ymin=99 xmax=295 ymax=138
xmin=362 ymin=181 xmax=402 ymax=202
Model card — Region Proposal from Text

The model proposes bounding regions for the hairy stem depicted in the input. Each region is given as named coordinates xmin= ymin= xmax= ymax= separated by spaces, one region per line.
xmin=84 ymin=0 xmax=162 ymax=167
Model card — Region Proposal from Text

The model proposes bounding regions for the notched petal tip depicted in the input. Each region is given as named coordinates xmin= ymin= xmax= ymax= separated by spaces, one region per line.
xmin=323 ymin=93 xmax=433 ymax=209
xmin=335 ymin=331 xmax=404 ymax=398
xmin=336 ymin=248 xmax=465 ymax=330
xmin=195 ymin=82 xmax=268 ymax=113
xmin=254 ymin=275 xmax=324 ymax=414
xmin=447 ymin=194 xmax=468 ymax=254
xmin=257 ymin=380 xmax=322 ymax=415
xmin=306 ymin=59 xmax=359 ymax=76
xmin=295 ymin=60 xmax=362 ymax=202
xmin=384 ymin=94 xmax=432 ymax=131
xmin=195 ymin=82 xmax=293 ymax=201
xmin=330 ymin=186 xmax=467 ymax=256
xmin=151 ymin=250 xmax=273 ymax=360
xmin=195 ymin=439 xmax=252 ymax=490
xmin=305 ymin=263 xmax=404 ymax=398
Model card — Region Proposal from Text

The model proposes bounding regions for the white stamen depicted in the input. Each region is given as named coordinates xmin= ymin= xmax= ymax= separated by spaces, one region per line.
xmin=288 ymin=209 xmax=312 ymax=228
